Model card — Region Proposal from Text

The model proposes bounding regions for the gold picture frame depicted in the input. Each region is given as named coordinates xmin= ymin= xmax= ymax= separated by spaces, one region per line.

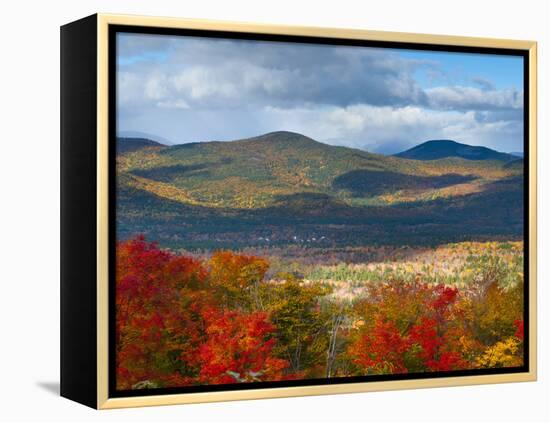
xmin=60 ymin=13 xmax=537 ymax=409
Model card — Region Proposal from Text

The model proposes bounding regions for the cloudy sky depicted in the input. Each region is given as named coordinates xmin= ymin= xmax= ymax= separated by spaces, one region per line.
xmin=116 ymin=32 xmax=524 ymax=154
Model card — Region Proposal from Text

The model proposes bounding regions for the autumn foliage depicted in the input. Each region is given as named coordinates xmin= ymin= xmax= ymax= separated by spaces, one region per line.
xmin=116 ymin=236 xmax=524 ymax=390
xmin=348 ymin=283 xmax=467 ymax=374
xmin=116 ymin=236 xmax=287 ymax=390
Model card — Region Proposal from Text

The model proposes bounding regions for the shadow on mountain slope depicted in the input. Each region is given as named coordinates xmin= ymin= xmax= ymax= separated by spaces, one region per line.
xmin=117 ymin=176 xmax=523 ymax=248
xmin=333 ymin=170 xmax=477 ymax=196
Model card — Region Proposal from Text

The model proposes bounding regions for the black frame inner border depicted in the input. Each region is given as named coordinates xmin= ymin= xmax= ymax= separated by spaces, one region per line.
xmin=107 ymin=23 xmax=531 ymax=399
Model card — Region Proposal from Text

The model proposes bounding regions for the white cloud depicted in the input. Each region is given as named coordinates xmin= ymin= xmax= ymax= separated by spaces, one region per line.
xmin=262 ymin=104 xmax=522 ymax=154
xmin=144 ymin=75 xmax=170 ymax=100
xmin=156 ymin=100 xmax=190 ymax=109
xmin=426 ymin=86 xmax=523 ymax=111
xmin=117 ymin=39 xmax=434 ymax=110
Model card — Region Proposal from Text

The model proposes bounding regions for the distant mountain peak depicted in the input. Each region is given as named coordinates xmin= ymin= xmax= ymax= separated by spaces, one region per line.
xmin=117 ymin=137 xmax=165 ymax=154
xmin=226 ymin=131 xmax=327 ymax=150
xmin=118 ymin=131 xmax=173 ymax=145
xmin=263 ymin=130 xmax=307 ymax=137
xmin=394 ymin=139 xmax=515 ymax=162
xmin=417 ymin=139 xmax=460 ymax=147
xmin=244 ymin=131 xmax=317 ymax=143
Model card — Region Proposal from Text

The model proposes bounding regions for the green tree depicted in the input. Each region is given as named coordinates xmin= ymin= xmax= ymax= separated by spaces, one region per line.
xmin=261 ymin=274 xmax=332 ymax=377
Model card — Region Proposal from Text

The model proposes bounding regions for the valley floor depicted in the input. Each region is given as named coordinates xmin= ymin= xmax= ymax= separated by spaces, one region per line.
xmin=178 ymin=241 xmax=524 ymax=302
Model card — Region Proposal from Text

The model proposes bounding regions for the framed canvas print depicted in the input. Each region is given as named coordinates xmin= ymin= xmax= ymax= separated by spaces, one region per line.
xmin=60 ymin=13 xmax=537 ymax=409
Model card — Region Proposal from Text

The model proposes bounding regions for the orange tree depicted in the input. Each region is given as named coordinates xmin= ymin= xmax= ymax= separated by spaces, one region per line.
xmin=208 ymin=251 xmax=269 ymax=311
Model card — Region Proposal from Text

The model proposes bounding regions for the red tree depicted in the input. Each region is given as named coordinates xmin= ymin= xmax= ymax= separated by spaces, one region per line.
xmin=196 ymin=307 xmax=288 ymax=384
xmin=116 ymin=236 xmax=289 ymax=389
xmin=349 ymin=281 xmax=467 ymax=374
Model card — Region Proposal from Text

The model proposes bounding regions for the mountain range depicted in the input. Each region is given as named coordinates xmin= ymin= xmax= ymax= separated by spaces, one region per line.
xmin=116 ymin=131 xmax=523 ymax=248
xmin=393 ymin=139 xmax=516 ymax=162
